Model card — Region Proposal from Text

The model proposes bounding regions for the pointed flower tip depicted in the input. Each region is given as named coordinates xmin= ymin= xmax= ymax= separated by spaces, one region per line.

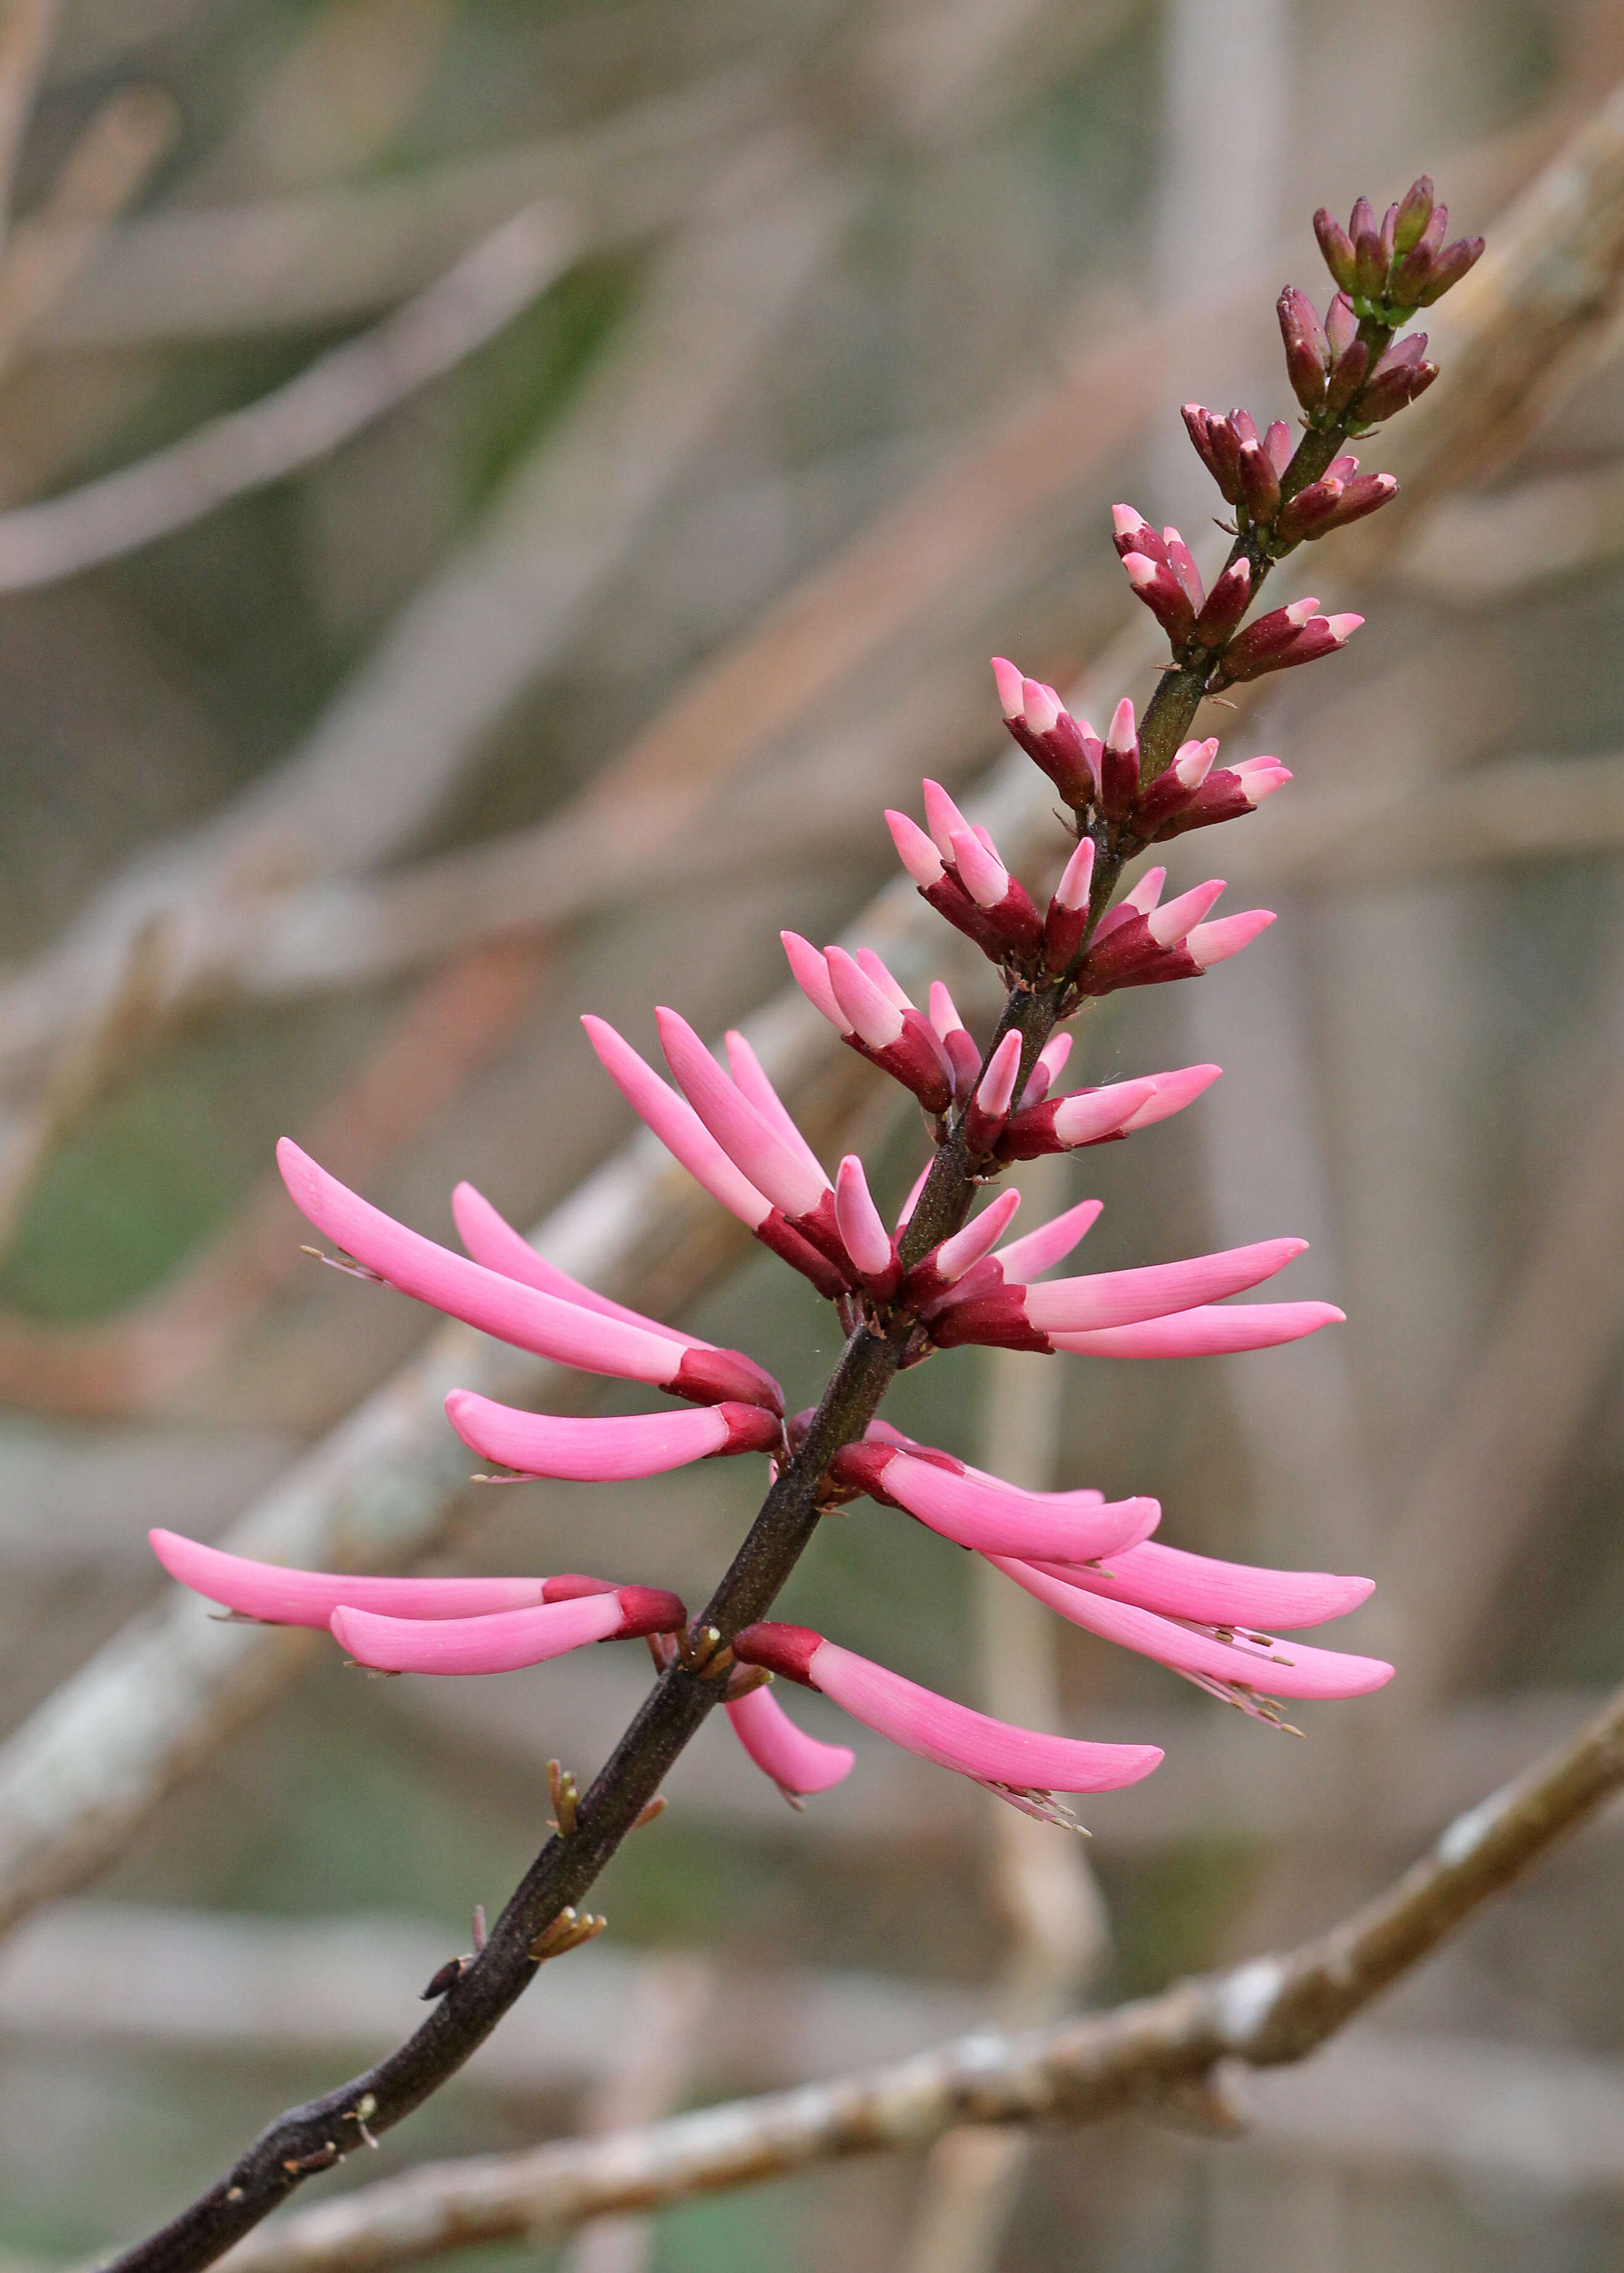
xmin=1107 ymin=695 xmax=1136 ymax=753
xmin=727 ymin=1684 xmax=855 ymax=1797
xmin=990 ymin=656 xmax=1023 ymax=717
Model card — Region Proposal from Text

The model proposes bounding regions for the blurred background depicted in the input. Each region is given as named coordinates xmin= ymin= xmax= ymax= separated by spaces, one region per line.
xmin=0 ymin=0 xmax=1622 ymax=2266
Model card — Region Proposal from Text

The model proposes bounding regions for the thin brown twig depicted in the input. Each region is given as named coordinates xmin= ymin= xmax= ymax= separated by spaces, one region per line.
xmin=211 ymin=1672 xmax=1624 ymax=2272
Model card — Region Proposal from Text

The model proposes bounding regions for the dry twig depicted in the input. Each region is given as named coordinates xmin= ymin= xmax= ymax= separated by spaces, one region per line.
xmin=210 ymin=1674 xmax=1624 ymax=2271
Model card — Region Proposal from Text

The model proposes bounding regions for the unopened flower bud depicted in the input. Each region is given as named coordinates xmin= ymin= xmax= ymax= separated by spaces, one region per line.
xmin=1414 ymin=235 xmax=1483 ymax=305
xmin=1100 ymin=696 xmax=1139 ymax=816
xmin=1324 ymin=292 xmax=1358 ymax=359
xmin=1392 ymin=174 xmax=1434 ymax=255
xmin=1277 ymin=287 xmax=1328 ymax=414
xmin=1313 ymin=207 xmax=1358 ymax=293
xmin=1111 ymin=503 xmax=1166 ymax=565
xmin=1237 ymin=439 xmax=1281 ymax=524
xmin=1308 ymin=470 xmax=1397 ymax=534
xmin=1325 ymin=338 xmax=1370 ymax=417
xmin=1275 ymin=477 xmax=1343 ymax=544
xmin=1123 ymin=551 xmax=1196 ymax=646
xmin=1192 ymin=556 xmax=1251 ymax=646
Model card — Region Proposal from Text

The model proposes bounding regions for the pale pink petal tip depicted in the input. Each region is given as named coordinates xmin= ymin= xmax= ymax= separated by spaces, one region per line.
xmin=1187 ymin=909 xmax=1276 ymax=970
xmin=834 ymin=1154 xmax=894 ymax=1279
xmin=781 ymin=932 xmax=847 ymax=1026
xmin=990 ymin=656 xmax=1025 ymax=718
xmin=974 ymin=1028 xmax=1023 ymax=1118
xmin=1050 ymin=1300 xmax=1344 ymax=1359
xmin=1123 ymin=1063 xmax=1222 ymax=1130
xmin=727 ymin=1684 xmax=855 ymax=1798
xmin=885 ymin=810 xmax=945 ymax=889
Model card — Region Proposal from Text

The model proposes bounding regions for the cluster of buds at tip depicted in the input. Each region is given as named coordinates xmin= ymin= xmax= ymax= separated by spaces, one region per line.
xmin=1313 ymin=176 xmax=1483 ymax=317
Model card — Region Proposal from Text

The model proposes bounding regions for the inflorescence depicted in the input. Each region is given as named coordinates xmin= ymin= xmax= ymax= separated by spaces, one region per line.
xmin=154 ymin=176 xmax=1482 ymax=1837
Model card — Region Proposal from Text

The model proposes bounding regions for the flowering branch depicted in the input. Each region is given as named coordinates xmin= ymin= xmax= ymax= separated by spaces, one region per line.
xmin=109 ymin=174 xmax=1481 ymax=2273
xmin=216 ymin=1669 xmax=1624 ymax=2272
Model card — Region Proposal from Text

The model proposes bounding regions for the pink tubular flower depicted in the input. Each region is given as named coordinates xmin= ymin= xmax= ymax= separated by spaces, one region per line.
xmin=990 ymin=660 xmax=1101 ymax=807
xmin=657 ymin=1007 xmax=830 ymax=1226
xmin=277 ymin=1139 xmax=783 ymax=1412
xmin=1023 ymin=1538 xmax=1373 ymax=1631
xmin=782 ymin=936 xmax=953 ymax=1114
xmin=962 ymin=1028 xmax=1023 ymax=1152
xmin=732 ymin=1624 xmax=1163 ymax=1822
xmin=1046 ymin=1300 xmax=1344 ymax=1358
xmin=834 ymin=1154 xmax=897 ymax=1288
xmin=725 ymin=1683 xmax=855 ymax=1801
xmin=988 ymin=1558 xmax=1393 ymax=1720
xmin=332 ymin=1586 xmax=685 ymax=1676
xmin=581 ymin=1016 xmax=847 ymax=1298
xmin=996 ymin=1062 xmax=1218 ymax=1160
xmin=150 ymin=1528 xmax=620 ymax=1627
xmin=445 ymin=1390 xmax=782 ymax=1481
xmin=932 ymin=1234 xmax=1308 ymax=1350
xmin=827 ymin=1435 xmax=1159 ymax=1561
xmin=1020 ymin=1031 xmax=1072 ymax=1107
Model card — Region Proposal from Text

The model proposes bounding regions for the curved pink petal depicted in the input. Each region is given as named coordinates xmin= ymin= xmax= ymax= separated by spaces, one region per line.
xmin=279 ymin=1141 xmax=689 ymax=1388
xmin=1049 ymin=1301 xmax=1344 ymax=1358
xmin=928 ymin=1189 xmax=1022 ymax=1285
xmin=781 ymin=932 xmax=848 ymax=1028
xmin=445 ymin=1391 xmax=780 ymax=1481
xmin=1029 ymin=1539 xmax=1373 ymax=1630
xmin=657 ymin=1008 xmax=829 ymax=1221
xmin=451 ymin=1182 xmax=712 ymax=1349
xmin=581 ymin=1016 xmax=771 ymax=1229
xmin=331 ymin=1593 xmax=626 ymax=1674
xmin=990 ymin=1560 xmax=1393 ymax=1700
xmin=1023 ymin=1237 xmax=1307 ymax=1334
xmin=834 ymin=1154 xmax=893 ymax=1279
xmin=991 ymin=1197 xmax=1103 ymax=1284
xmin=726 ymin=1684 xmax=855 ymax=1797
xmin=1123 ymin=1064 xmax=1222 ymax=1130
xmin=809 ymin=1639 xmax=1162 ymax=1793
xmin=1046 ymin=1079 xmax=1160 ymax=1145
xmin=151 ymin=1528 xmax=558 ymax=1627
xmin=724 ymin=1031 xmax=827 ymax=1189
xmin=882 ymin=1452 xmax=1160 ymax=1562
